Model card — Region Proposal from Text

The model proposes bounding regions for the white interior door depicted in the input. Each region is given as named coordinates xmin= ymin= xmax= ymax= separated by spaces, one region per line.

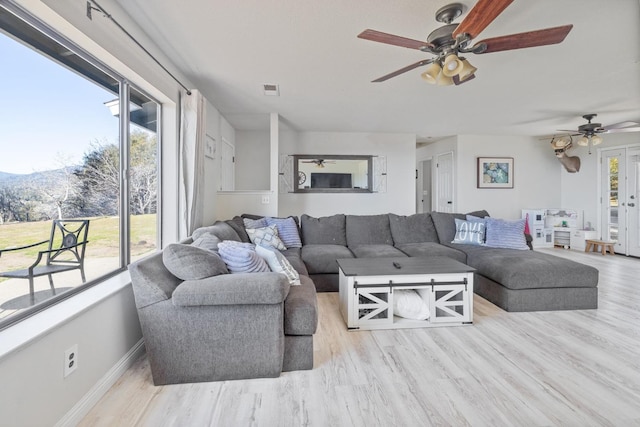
xmin=435 ymin=152 xmax=454 ymax=212
xmin=627 ymin=147 xmax=640 ymax=257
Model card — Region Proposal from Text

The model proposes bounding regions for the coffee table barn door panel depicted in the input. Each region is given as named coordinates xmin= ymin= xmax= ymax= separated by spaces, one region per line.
xmin=429 ymin=284 xmax=472 ymax=323
xmin=356 ymin=287 xmax=393 ymax=326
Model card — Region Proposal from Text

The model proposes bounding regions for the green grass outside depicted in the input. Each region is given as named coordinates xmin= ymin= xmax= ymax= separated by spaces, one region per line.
xmin=0 ymin=214 xmax=157 ymax=273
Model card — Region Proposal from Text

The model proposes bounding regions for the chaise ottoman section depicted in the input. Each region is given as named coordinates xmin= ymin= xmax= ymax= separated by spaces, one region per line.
xmin=465 ymin=247 xmax=598 ymax=311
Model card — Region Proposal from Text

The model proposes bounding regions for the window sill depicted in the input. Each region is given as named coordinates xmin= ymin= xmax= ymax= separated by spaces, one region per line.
xmin=0 ymin=271 xmax=132 ymax=360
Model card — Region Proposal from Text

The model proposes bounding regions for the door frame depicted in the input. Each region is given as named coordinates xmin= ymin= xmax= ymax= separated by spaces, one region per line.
xmin=597 ymin=143 xmax=640 ymax=256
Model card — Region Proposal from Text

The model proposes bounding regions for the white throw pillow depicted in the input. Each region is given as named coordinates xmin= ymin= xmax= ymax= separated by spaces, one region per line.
xmin=255 ymin=244 xmax=300 ymax=285
xmin=393 ymin=289 xmax=430 ymax=320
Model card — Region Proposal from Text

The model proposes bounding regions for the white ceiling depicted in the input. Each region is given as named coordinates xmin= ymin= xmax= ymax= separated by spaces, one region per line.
xmin=115 ymin=0 xmax=640 ymax=140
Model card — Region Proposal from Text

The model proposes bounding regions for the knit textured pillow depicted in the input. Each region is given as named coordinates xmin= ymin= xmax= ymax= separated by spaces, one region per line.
xmin=217 ymin=241 xmax=271 ymax=273
xmin=265 ymin=216 xmax=302 ymax=248
xmin=255 ymin=244 xmax=300 ymax=285
xmin=246 ymin=225 xmax=287 ymax=250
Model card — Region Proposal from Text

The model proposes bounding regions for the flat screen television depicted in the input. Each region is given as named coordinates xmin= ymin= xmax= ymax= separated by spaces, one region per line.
xmin=310 ymin=173 xmax=352 ymax=189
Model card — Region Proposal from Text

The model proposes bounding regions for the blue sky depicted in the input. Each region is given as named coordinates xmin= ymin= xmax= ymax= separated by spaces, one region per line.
xmin=0 ymin=33 xmax=119 ymax=174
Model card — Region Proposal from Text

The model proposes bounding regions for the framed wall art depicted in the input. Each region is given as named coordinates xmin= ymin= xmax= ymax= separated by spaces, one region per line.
xmin=477 ymin=157 xmax=514 ymax=189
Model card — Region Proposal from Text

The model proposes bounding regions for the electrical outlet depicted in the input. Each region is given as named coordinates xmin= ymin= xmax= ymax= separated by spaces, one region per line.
xmin=64 ymin=344 xmax=78 ymax=377
xmin=261 ymin=195 xmax=270 ymax=204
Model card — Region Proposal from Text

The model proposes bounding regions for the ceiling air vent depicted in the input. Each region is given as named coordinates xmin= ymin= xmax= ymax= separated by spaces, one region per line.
xmin=263 ymin=84 xmax=280 ymax=96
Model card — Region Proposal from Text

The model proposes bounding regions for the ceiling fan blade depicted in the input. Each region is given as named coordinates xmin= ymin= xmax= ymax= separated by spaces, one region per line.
xmin=605 ymin=126 xmax=640 ymax=134
xmin=474 ymin=25 xmax=573 ymax=54
xmin=604 ymin=121 xmax=640 ymax=130
xmin=453 ymin=74 xmax=476 ymax=85
xmin=358 ymin=29 xmax=433 ymax=51
xmin=372 ymin=59 xmax=434 ymax=82
xmin=452 ymin=0 xmax=514 ymax=40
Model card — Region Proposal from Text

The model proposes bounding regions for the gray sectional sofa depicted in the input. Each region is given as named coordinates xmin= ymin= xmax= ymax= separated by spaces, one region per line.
xmin=299 ymin=210 xmax=598 ymax=312
xmin=129 ymin=209 xmax=597 ymax=385
xmin=129 ymin=220 xmax=318 ymax=385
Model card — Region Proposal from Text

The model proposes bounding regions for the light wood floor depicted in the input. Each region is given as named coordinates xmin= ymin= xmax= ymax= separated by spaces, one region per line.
xmin=80 ymin=249 xmax=640 ymax=427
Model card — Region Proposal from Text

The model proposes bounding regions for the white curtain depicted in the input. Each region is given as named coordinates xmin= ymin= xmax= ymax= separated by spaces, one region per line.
xmin=179 ymin=89 xmax=206 ymax=237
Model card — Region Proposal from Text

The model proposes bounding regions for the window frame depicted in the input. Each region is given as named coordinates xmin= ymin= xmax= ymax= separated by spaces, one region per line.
xmin=0 ymin=1 xmax=162 ymax=330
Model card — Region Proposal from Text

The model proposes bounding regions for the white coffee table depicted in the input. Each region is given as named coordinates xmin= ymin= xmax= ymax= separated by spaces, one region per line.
xmin=338 ymin=257 xmax=475 ymax=331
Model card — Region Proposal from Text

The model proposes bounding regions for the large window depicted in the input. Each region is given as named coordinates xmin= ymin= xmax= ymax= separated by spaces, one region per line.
xmin=0 ymin=4 xmax=160 ymax=328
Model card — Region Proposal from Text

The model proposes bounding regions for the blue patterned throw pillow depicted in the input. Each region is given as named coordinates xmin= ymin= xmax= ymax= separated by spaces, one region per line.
xmin=217 ymin=241 xmax=271 ymax=273
xmin=484 ymin=218 xmax=529 ymax=250
xmin=265 ymin=216 xmax=302 ymax=248
xmin=243 ymin=217 xmax=268 ymax=229
xmin=452 ymin=218 xmax=485 ymax=245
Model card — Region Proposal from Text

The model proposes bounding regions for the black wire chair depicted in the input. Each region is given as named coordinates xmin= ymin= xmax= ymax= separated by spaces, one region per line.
xmin=0 ymin=219 xmax=90 ymax=305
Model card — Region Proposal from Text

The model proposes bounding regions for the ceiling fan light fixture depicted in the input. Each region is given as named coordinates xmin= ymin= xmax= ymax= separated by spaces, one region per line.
xmin=436 ymin=71 xmax=454 ymax=86
xmin=442 ymin=53 xmax=464 ymax=77
xmin=591 ymin=134 xmax=603 ymax=146
xmin=421 ymin=62 xmax=441 ymax=84
xmin=577 ymin=136 xmax=589 ymax=147
xmin=457 ymin=58 xmax=477 ymax=81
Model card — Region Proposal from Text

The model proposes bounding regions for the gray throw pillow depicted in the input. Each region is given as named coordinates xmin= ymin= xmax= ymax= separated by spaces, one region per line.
xmin=162 ymin=243 xmax=229 ymax=280
xmin=191 ymin=234 xmax=222 ymax=252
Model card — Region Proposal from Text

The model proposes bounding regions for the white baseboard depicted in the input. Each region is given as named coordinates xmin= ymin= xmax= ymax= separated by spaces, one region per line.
xmin=55 ymin=339 xmax=146 ymax=427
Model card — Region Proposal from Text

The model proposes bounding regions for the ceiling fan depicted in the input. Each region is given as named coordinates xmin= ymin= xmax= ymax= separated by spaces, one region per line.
xmin=301 ymin=159 xmax=336 ymax=168
xmin=357 ymin=0 xmax=573 ymax=85
xmin=555 ymin=114 xmax=640 ymax=153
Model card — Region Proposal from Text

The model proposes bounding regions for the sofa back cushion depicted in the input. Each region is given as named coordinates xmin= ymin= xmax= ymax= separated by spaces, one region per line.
xmin=389 ymin=213 xmax=439 ymax=244
xmin=300 ymin=214 xmax=347 ymax=245
xmin=346 ymin=214 xmax=393 ymax=246
xmin=192 ymin=221 xmax=241 ymax=242
xmin=431 ymin=210 xmax=490 ymax=243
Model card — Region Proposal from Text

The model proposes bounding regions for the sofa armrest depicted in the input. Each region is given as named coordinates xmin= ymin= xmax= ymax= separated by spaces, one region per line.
xmin=172 ymin=272 xmax=290 ymax=307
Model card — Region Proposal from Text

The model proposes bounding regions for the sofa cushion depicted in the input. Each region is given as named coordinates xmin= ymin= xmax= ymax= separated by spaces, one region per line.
xmin=173 ymin=272 xmax=290 ymax=306
xmin=284 ymin=275 xmax=318 ymax=335
xmin=431 ymin=210 xmax=490 ymax=243
xmin=484 ymin=218 xmax=529 ymax=250
xmin=266 ymin=216 xmax=302 ymax=248
xmin=388 ymin=213 xmax=439 ymax=244
xmin=246 ymin=225 xmax=287 ymax=250
xmin=394 ymin=242 xmax=466 ymax=263
xmin=280 ymin=248 xmax=309 ymax=276
xmin=465 ymin=247 xmax=599 ymax=290
xmin=255 ymin=245 xmax=300 ymax=285
xmin=346 ymin=214 xmax=393 ymax=246
xmin=162 ymin=243 xmax=229 ymax=281
xmin=226 ymin=216 xmax=250 ymax=243
xmin=217 ymin=241 xmax=271 ymax=273
xmin=301 ymin=214 xmax=347 ymax=245
xmin=349 ymin=244 xmax=408 ymax=258
xmin=301 ymin=244 xmax=354 ymax=274
xmin=193 ymin=221 xmax=241 ymax=242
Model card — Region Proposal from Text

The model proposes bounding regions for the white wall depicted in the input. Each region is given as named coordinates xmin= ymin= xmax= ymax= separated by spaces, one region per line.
xmin=235 ymin=130 xmax=270 ymax=190
xmin=417 ymin=135 xmax=562 ymax=219
xmin=279 ymin=131 xmax=416 ymax=217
